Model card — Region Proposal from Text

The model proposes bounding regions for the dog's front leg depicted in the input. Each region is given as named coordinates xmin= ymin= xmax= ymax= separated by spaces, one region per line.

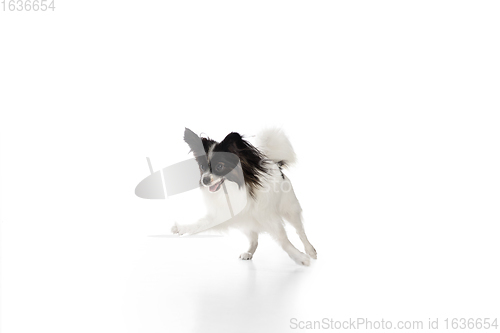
xmin=239 ymin=231 xmax=258 ymax=260
xmin=171 ymin=216 xmax=215 ymax=236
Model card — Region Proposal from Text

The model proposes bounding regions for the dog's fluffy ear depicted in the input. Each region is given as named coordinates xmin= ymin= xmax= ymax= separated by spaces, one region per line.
xmin=184 ymin=128 xmax=206 ymax=157
xmin=219 ymin=132 xmax=243 ymax=153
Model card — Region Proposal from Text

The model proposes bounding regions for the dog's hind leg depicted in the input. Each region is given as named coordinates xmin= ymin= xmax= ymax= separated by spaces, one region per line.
xmin=268 ymin=220 xmax=310 ymax=266
xmin=283 ymin=211 xmax=317 ymax=259
xmin=239 ymin=230 xmax=258 ymax=260
xmin=278 ymin=182 xmax=317 ymax=259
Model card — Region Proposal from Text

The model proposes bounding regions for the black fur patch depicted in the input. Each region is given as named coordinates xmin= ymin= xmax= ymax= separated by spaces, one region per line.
xmin=214 ymin=132 xmax=270 ymax=198
xmin=277 ymin=160 xmax=285 ymax=179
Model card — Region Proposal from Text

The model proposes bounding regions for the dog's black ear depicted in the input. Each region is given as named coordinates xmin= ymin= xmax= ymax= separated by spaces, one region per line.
xmin=184 ymin=128 xmax=206 ymax=158
xmin=219 ymin=132 xmax=243 ymax=154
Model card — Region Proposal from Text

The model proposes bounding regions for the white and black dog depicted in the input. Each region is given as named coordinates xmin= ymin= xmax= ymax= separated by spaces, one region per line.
xmin=172 ymin=128 xmax=316 ymax=266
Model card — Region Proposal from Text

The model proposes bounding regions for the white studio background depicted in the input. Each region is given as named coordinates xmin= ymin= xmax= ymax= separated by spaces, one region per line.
xmin=1 ymin=1 xmax=499 ymax=333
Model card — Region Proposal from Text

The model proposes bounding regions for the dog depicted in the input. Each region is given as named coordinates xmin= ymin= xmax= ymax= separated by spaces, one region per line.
xmin=171 ymin=128 xmax=316 ymax=266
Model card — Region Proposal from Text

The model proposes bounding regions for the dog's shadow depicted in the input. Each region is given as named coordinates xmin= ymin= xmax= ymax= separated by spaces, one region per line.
xmin=191 ymin=259 xmax=309 ymax=333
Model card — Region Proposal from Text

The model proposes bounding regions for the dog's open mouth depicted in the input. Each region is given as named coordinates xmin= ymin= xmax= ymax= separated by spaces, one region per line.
xmin=208 ymin=179 xmax=224 ymax=193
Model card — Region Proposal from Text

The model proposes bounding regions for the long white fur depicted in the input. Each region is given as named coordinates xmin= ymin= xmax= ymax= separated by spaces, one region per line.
xmin=172 ymin=128 xmax=316 ymax=266
xmin=256 ymin=128 xmax=297 ymax=167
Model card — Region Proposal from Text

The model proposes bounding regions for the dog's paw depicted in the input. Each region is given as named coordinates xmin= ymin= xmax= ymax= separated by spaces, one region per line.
xmin=292 ymin=252 xmax=310 ymax=266
xmin=239 ymin=252 xmax=253 ymax=260
xmin=171 ymin=224 xmax=188 ymax=236
xmin=306 ymin=245 xmax=317 ymax=259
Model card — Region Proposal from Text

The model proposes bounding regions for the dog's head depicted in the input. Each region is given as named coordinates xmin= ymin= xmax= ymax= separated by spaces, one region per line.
xmin=184 ymin=128 xmax=268 ymax=195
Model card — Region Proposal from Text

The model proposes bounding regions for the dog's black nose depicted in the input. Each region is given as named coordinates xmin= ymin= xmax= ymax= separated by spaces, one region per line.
xmin=202 ymin=175 xmax=211 ymax=185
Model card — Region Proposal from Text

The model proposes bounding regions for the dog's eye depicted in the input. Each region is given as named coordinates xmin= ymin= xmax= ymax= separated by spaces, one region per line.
xmin=216 ymin=163 xmax=224 ymax=171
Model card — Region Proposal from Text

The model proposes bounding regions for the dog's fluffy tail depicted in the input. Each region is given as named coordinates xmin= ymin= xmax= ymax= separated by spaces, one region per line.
xmin=256 ymin=128 xmax=297 ymax=168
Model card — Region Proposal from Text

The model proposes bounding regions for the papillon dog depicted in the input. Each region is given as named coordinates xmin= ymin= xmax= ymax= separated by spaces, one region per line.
xmin=171 ymin=128 xmax=317 ymax=266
